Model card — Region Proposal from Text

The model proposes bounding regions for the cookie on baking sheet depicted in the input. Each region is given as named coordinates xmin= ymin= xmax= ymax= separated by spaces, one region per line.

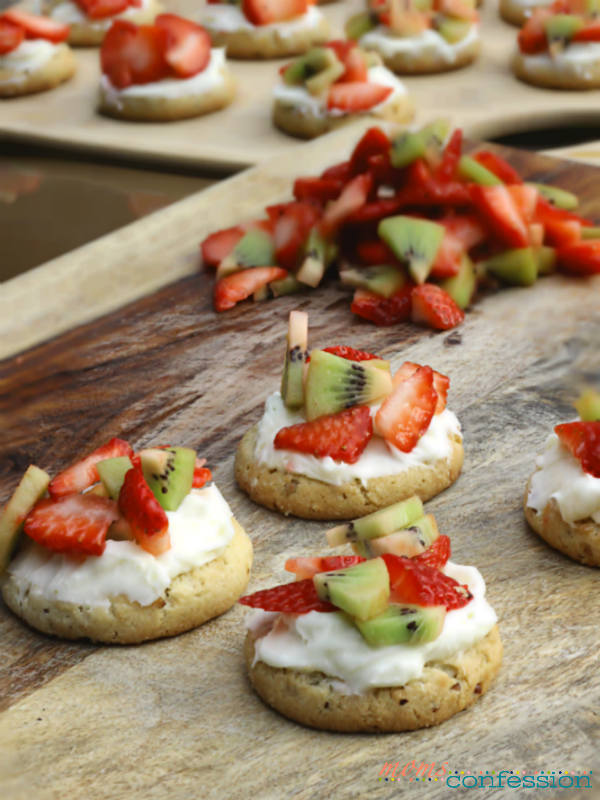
xmin=0 ymin=438 xmax=253 ymax=643
xmin=201 ymin=0 xmax=329 ymax=59
xmin=43 ymin=0 xmax=161 ymax=47
xmin=0 ymin=11 xmax=75 ymax=98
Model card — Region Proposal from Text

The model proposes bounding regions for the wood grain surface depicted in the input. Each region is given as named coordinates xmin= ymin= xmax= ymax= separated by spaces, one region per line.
xmin=1 ymin=146 xmax=600 ymax=799
xmin=3 ymin=0 xmax=600 ymax=170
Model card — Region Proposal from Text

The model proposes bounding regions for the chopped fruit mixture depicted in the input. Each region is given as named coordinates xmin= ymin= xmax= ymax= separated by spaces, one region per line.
xmin=0 ymin=10 xmax=69 ymax=53
xmin=207 ymin=0 xmax=311 ymax=26
xmin=517 ymin=0 xmax=600 ymax=56
xmin=73 ymin=0 xmax=139 ymax=21
xmin=555 ymin=420 xmax=600 ymax=479
xmin=200 ymin=121 xmax=599 ymax=328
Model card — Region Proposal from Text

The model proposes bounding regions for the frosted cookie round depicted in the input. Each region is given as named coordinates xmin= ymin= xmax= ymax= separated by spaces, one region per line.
xmin=499 ymin=0 xmax=552 ymax=27
xmin=201 ymin=2 xmax=330 ymax=59
xmin=43 ymin=0 xmax=161 ymax=47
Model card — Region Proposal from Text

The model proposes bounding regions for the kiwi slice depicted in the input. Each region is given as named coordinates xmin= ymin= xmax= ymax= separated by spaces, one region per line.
xmin=327 ymin=495 xmax=425 ymax=546
xmin=97 ymin=456 xmax=133 ymax=500
xmin=544 ymin=14 xmax=584 ymax=53
xmin=305 ymin=54 xmax=345 ymax=96
xmin=390 ymin=130 xmax=427 ymax=169
xmin=575 ymin=388 xmax=600 ymax=421
xmin=354 ymin=603 xmax=446 ymax=646
xmin=345 ymin=11 xmax=377 ymax=40
xmin=140 ymin=447 xmax=196 ymax=511
xmin=441 ymin=254 xmax=476 ymax=309
xmin=281 ymin=310 xmax=308 ymax=409
xmin=413 ymin=0 xmax=434 ymax=10
xmin=421 ymin=119 xmax=452 ymax=164
xmin=216 ymin=228 xmax=275 ymax=279
xmin=313 ymin=558 xmax=390 ymax=621
xmin=296 ymin=228 xmax=327 ymax=287
xmin=530 ymin=182 xmax=578 ymax=211
xmin=378 ymin=215 xmax=444 ymax=284
xmin=353 ymin=513 xmax=440 ymax=557
xmin=339 ymin=264 xmax=406 ymax=298
xmin=580 ymin=226 xmax=600 ymax=240
xmin=270 ymin=275 xmax=304 ymax=297
xmin=585 ymin=0 xmax=600 ymax=15
xmin=282 ymin=47 xmax=332 ymax=85
xmin=435 ymin=15 xmax=471 ymax=43
xmin=458 ymin=155 xmax=502 ymax=186
xmin=304 ymin=349 xmax=392 ymax=421
xmin=483 ymin=247 xmax=538 ymax=286
xmin=536 ymin=245 xmax=557 ymax=275
xmin=0 ymin=465 xmax=50 ymax=572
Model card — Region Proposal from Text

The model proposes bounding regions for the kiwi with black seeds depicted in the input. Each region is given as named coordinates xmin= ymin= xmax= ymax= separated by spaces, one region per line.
xmin=281 ymin=310 xmax=308 ymax=409
xmin=378 ymin=215 xmax=445 ymax=284
xmin=354 ymin=603 xmax=446 ymax=646
xmin=313 ymin=558 xmax=390 ymax=621
xmin=97 ymin=456 xmax=133 ymax=500
xmin=483 ymin=247 xmax=538 ymax=286
xmin=216 ymin=228 xmax=275 ymax=279
xmin=327 ymin=496 xmax=425 ymax=546
xmin=339 ymin=264 xmax=407 ymax=298
xmin=139 ymin=447 xmax=196 ymax=511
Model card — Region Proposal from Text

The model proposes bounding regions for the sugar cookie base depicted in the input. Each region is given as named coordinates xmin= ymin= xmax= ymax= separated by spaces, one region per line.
xmin=512 ymin=50 xmax=600 ymax=89
xmin=361 ymin=34 xmax=479 ymax=74
xmin=0 ymin=43 xmax=75 ymax=98
xmin=43 ymin=0 xmax=162 ymax=46
xmin=205 ymin=16 xmax=330 ymax=59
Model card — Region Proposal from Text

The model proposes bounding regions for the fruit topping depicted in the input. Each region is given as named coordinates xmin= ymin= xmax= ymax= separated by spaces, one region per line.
xmin=313 ymin=557 xmax=390 ymax=620
xmin=118 ymin=460 xmax=170 ymax=555
xmin=284 ymin=555 xmax=365 ymax=580
xmin=326 ymin=495 xmax=424 ymax=546
xmin=322 ymin=345 xmax=383 ymax=363
xmin=378 ymin=216 xmax=445 ymax=285
xmin=412 ymin=533 xmax=451 ymax=569
xmin=575 ymin=389 xmax=600 ymax=422
xmin=274 ymin=405 xmax=373 ymax=464
xmin=353 ymin=514 xmax=440 ymax=558
xmin=411 ymin=283 xmax=465 ymax=330
xmin=281 ymin=310 xmax=309 ymax=409
xmin=192 ymin=458 xmax=212 ymax=488
xmin=0 ymin=465 xmax=50 ymax=572
xmin=327 ymin=82 xmax=392 ymax=113
xmin=555 ymin=421 xmax=600 ymax=478
xmin=96 ymin=456 xmax=134 ymax=500
xmin=355 ymin=603 xmax=446 ymax=646
xmin=375 ymin=364 xmax=437 ymax=451
xmin=0 ymin=18 xmax=24 ymax=54
xmin=48 ymin=437 xmax=134 ymax=499
xmin=214 ymin=266 xmax=287 ymax=311
xmin=239 ymin=577 xmax=336 ymax=613
xmin=2 ymin=10 xmax=69 ymax=43
xmin=382 ymin=553 xmax=473 ymax=609
xmin=350 ymin=286 xmax=413 ymax=326
xmin=155 ymin=14 xmax=212 ymax=77
xmin=242 ymin=0 xmax=308 ymax=26
xmin=139 ymin=446 xmax=196 ymax=511
xmin=76 ymin=0 xmax=129 ymax=20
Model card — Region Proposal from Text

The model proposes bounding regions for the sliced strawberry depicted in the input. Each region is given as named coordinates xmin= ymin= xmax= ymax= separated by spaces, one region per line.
xmin=375 ymin=365 xmax=437 ymax=452
xmin=411 ymin=283 xmax=465 ymax=331
xmin=213 ymin=266 xmax=287 ymax=311
xmin=430 ymin=229 xmax=465 ymax=279
xmin=241 ymin=0 xmax=308 ymax=25
xmin=435 ymin=129 xmax=462 ymax=183
xmin=320 ymin=172 xmax=372 ymax=237
xmin=118 ymin=460 xmax=170 ymax=555
xmin=356 ymin=238 xmax=397 ymax=265
xmin=293 ymin=176 xmax=344 ymax=206
xmin=572 ymin=21 xmax=600 ymax=41
xmin=192 ymin=457 xmax=212 ymax=488
xmin=48 ymin=437 xmax=134 ymax=499
xmin=155 ymin=14 xmax=211 ymax=78
xmin=412 ymin=535 xmax=451 ymax=570
xmin=284 ymin=555 xmax=365 ymax=580
xmin=2 ymin=10 xmax=69 ymax=42
xmin=327 ymin=82 xmax=392 ymax=112
xmin=274 ymin=405 xmax=373 ymax=464
xmin=350 ymin=286 xmax=412 ymax=326
xmin=200 ymin=225 xmax=245 ymax=268
xmin=323 ymin=345 xmax=382 ymax=362
xmin=346 ymin=197 xmax=405 ymax=225
xmin=24 ymin=494 xmax=119 ymax=557
xmin=268 ymin=201 xmax=319 ymax=269
xmin=507 ymin=183 xmax=538 ymax=225
xmin=76 ymin=0 xmax=129 ymax=20
xmin=470 ymin=184 xmax=529 ymax=248
xmin=545 ymin=219 xmax=582 ymax=247
xmin=348 ymin=126 xmax=391 ymax=175
xmin=325 ymin=39 xmax=355 ymax=65
xmin=534 ymin=195 xmax=592 ymax=230
xmin=0 ymin=18 xmax=24 ymax=54
xmin=557 ymin=241 xmax=600 ymax=275
xmin=101 ymin=20 xmax=167 ymax=89
xmin=382 ymin=553 xmax=472 ymax=610
xmin=392 ymin=361 xmax=449 ymax=414
xmin=472 ymin=150 xmax=523 ymax=184
xmin=239 ymin=578 xmax=335 ymax=614
xmin=555 ymin=421 xmax=600 ymax=478
xmin=437 ymin=0 xmax=478 ymax=21
xmin=517 ymin=8 xmax=551 ymax=54
xmin=321 ymin=160 xmax=352 ymax=182
xmin=431 ymin=215 xmax=485 ymax=277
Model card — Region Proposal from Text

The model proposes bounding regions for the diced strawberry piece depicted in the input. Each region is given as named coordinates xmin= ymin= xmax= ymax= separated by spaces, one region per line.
xmin=472 ymin=150 xmax=523 ymax=184
xmin=557 ymin=241 xmax=600 ymax=275
xmin=430 ymin=230 xmax=464 ymax=279
xmin=437 ymin=0 xmax=478 ymax=20
xmin=327 ymin=82 xmax=392 ymax=112
xmin=0 ymin=18 xmax=24 ymax=54
xmin=24 ymin=494 xmax=119 ymax=557
xmin=284 ymin=555 xmax=365 ymax=580
xmin=320 ymin=172 xmax=372 ymax=237
xmin=213 ymin=266 xmax=287 ymax=311
xmin=155 ymin=14 xmax=211 ymax=78
xmin=101 ymin=20 xmax=167 ymax=89
xmin=274 ymin=405 xmax=373 ymax=464
xmin=411 ymin=283 xmax=465 ymax=331
xmin=349 ymin=127 xmax=391 ymax=175
xmin=118 ymin=460 xmax=170 ymax=555
xmin=48 ymin=437 xmax=134 ymax=499
xmin=241 ymin=0 xmax=308 ymax=25
xmin=507 ymin=184 xmax=538 ymax=224
xmin=517 ymin=8 xmax=550 ymax=54
xmin=323 ymin=345 xmax=382 ymax=362
xmin=200 ymin=225 xmax=245 ymax=268
xmin=268 ymin=201 xmax=320 ymax=269
xmin=435 ymin=129 xmax=462 ymax=183
xmin=76 ymin=0 xmax=129 ymax=20
xmin=356 ymin=238 xmax=397 ymax=265
xmin=545 ymin=219 xmax=582 ymax=247
xmin=240 ymin=578 xmax=335 ymax=614
xmin=192 ymin=457 xmax=212 ymax=488
xmin=346 ymin=197 xmax=404 ymax=224
xmin=293 ymin=176 xmax=344 ymax=205
xmin=325 ymin=39 xmax=355 ymax=64
xmin=529 ymin=222 xmax=545 ymax=248
xmin=397 ymin=163 xmax=472 ymax=207
xmin=572 ymin=21 xmax=600 ymax=41
xmin=367 ymin=151 xmax=394 ymax=185
xmin=470 ymin=184 xmax=530 ymax=248
xmin=2 ymin=10 xmax=69 ymax=42
xmin=321 ymin=160 xmax=352 ymax=182
xmin=350 ymin=286 xmax=412 ymax=326
xmin=382 ymin=553 xmax=473 ymax=610
xmin=431 ymin=215 xmax=485 ymax=278
xmin=392 ymin=361 xmax=449 ymax=414
xmin=375 ymin=365 xmax=437 ymax=452
xmin=534 ymin=195 xmax=592 ymax=228
xmin=412 ymin=535 xmax=451 ymax=570
xmin=555 ymin=421 xmax=600 ymax=478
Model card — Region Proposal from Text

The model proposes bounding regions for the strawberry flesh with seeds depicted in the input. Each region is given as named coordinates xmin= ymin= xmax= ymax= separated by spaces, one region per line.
xmin=49 ymin=437 xmax=134 ymax=499
xmin=322 ymin=345 xmax=382 ymax=362
xmin=239 ymin=578 xmax=336 ymax=613
xmin=382 ymin=553 xmax=472 ymax=610
xmin=375 ymin=365 xmax=437 ymax=452
xmin=412 ymin=535 xmax=451 ymax=570
xmin=274 ymin=405 xmax=373 ymax=464
xmin=118 ymin=460 xmax=170 ymax=555
xmin=555 ymin=421 xmax=600 ymax=478
xmin=350 ymin=286 xmax=412 ymax=326
xmin=284 ymin=555 xmax=365 ymax=580
xmin=411 ymin=283 xmax=465 ymax=331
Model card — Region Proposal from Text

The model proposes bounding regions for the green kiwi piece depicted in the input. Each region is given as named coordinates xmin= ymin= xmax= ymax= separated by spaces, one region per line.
xmin=458 ymin=155 xmax=502 ymax=186
xmin=282 ymin=47 xmax=332 ymax=86
xmin=413 ymin=0 xmax=434 ymax=10
xmin=353 ymin=513 xmax=440 ymax=557
xmin=97 ymin=456 xmax=133 ymax=500
xmin=281 ymin=310 xmax=308 ymax=409
xmin=270 ymin=275 xmax=305 ymax=297
xmin=536 ymin=246 xmax=557 ymax=275
xmin=575 ymin=389 xmax=600 ymax=421
xmin=483 ymin=247 xmax=538 ymax=286
xmin=305 ymin=53 xmax=345 ymax=95
xmin=339 ymin=264 xmax=406 ymax=298
xmin=441 ymin=254 xmax=476 ymax=309
xmin=296 ymin=228 xmax=327 ymax=287
xmin=354 ymin=603 xmax=446 ymax=646
xmin=544 ymin=14 xmax=584 ymax=51
xmin=390 ymin=130 xmax=427 ymax=169
xmin=313 ymin=558 xmax=390 ymax=621
xmin=345 ymin=11 xmax=377 ymax=40
xmin=304 ymin=349 xmax=392 ymax=421
xmin=378 ymin=215 xmax=445 ymax=284
xmin=585 ymin=0 xmax=600 ymax=15
xmin=434 ymin=15 xmax=471 ymax=43
xmin=327 ymin=496 xmax=425 ymax=546
xmin=0 ymin=465 xmax=50 ymax=572
xmin=581 ymin=226 xmax=600 ymax=240
xmin=140 ymin=447 xmax=196 ymax=511
xmin=420 ymin=119 xmax=452 ymax=164
xmin=530 ymin=183 xmax=578 ymax=211
xmin=216 ymin=228 xmax=275 ymax=279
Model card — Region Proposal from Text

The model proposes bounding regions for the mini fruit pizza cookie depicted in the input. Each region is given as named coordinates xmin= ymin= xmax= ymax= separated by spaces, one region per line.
xmin=0 ymin=438 xmax=252 ymax=643
xmin=43 ymin=0 xmax=161 ymax=47
xmin=235 ymin=311 xmax=463 ymax=519
xmin=98 ymin=15 xmax=235 ymax=121
xmin=0 ymin=10 xmax=75 ymax=98
xmin=524 ymin=391 xmax=600 ymax=566
xmin=346 ymin=0 xmax=480 ymax=74
xmin=273 ymin=39 xmax=414 ymax=139
xmin=201 ymin=0 xmax=330 ymax=59
xmin=513 ymin=0 xmax=600 ymax=89
xmin=240 ymin=507 xmax=501 ymax=731
xmin=499 ymin=0 xmax=553 ymax=27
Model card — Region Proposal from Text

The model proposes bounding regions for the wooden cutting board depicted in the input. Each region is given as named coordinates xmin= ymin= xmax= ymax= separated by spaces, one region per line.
xmin=2 ymin=0 xmax=600 ymax=169
xmin=1 ymin=140 xmax=599 ymax=799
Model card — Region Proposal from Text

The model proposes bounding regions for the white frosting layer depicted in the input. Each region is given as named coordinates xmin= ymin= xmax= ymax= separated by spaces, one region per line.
xmin=202 ymin=3 xmax=323 ymax=35
xmin=360 ymin=24 xmax=478 ymax=63
xmin=526 ymin=430 xmax=600 ymax=524
xmin=253 ymin=392 xmax=461 ymax=487
xmin=0 ymin=40 xmax=58 ymax=86
xmin=519 ymin=43 xmax=600 ymax=81
xmin=273 ymin=63 xmax=408 ymax=119
xmin=100 ymin=48 xmax=228 ymax=103
xmin=49 ymin=0 xmax=152 ymax=28
xmin=6 ymin=485 xmax=235 ymax=609
xmin=247 ymin=561 xmax=497 ymax=693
